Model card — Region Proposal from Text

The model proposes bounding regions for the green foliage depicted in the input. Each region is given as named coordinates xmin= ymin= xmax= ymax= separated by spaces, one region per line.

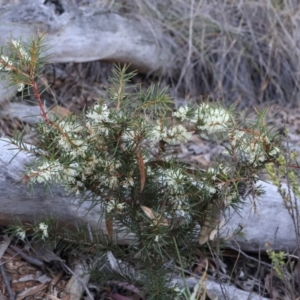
xmin=266 ymin=243 xmax=286 ymax=280
xmin=1 ymin=36 xmax=287 ymax=299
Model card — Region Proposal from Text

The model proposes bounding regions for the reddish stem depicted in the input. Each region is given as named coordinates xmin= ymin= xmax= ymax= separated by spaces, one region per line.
xmin=31 ymin=80 xmax=49 ymax=124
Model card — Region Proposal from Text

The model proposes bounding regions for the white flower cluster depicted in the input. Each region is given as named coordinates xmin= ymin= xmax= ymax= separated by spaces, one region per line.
xmin=157 ymin=168 xmax=186 ymax=193
xmin=0 ymin=55 xmax=13 ymax=71
xmin=16 ymin=227 xmax=26 ymax=240
xmin=17 ymin=83 xmax=25 ymax=92
xmin=170 ymin=195 xmax=192 ymax=222
xmin=106 ymin=198 xmax=127 ymax=213
xmin=172 ymin=104 xmax=231 ymax=134
xmin=121 ymin=175 xmax=134 ymax=188
xmin=85 ymin=104 xmax=114 ymax=137
xmin=86 ymin=104 xmax=112 ymax=124
xmin=150 ymin=121 xmax=192 ymax=144
xmin=39 ymin=223 xmax=48 ymax=240
xmin=155 ymin=169 xmax=193 ymax=222
xmin=229 ymin=129 xmax=280 ymax=166
xmin=196 ymin=104 xmax=230 ymax=133
xmin=192 ymin=180 xmax=217 ymax=195
xmin=97 ymin=160 xmax=123 ymax=189
xmin=190 ymin=165 xmax=231 ymax=196
xmin=28 ymin=160 xmax=80 ymax=185
xmin=0 ymin=39 xmax=31 ymax=92
xmin=167 ymin=124 xmax=192 ymax=145
xmin=15 ymin=223 xmax=49 ymax=241
xmin=172 ymin=105 xmax=190 ymax=120
xmin=11 ymin=39 xmax=30 ymax=61
xmin=56 ymin=120 xmax=88 ymax=158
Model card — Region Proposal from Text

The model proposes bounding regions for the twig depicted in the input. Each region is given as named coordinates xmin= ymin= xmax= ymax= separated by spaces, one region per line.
xmin=0 ymin=234 xmax=17 ymax=299
xmin=0 ymin=264 xmax=15 ymax=300
xmin=228 ymin=244 xmax=272 ymax=268
xmin=9 ymin=245 xmax=44 ymax=268
xmin=0 ymin=235 xmax=13 ymax=260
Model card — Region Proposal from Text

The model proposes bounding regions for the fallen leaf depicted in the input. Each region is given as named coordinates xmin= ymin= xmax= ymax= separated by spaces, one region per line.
xmin=16 ymin=283 xmax=48 ymax=300
xmin=140 ymin=205 xmax=169 ymax=226
xmin=140 ymin=205 xmax=156 ymax=220
xmin=49 ymin=105 xmax=71 ymax=118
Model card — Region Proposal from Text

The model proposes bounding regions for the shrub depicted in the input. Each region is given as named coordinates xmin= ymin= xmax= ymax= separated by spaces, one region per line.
xmin=0 ymin=35 xmax=285 ymax=299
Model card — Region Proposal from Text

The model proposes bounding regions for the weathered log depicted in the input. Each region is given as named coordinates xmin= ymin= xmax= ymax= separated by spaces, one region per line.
xmin=0 ymin=2 xmax=171 ymax=73
xmin=0 ymin=1 xmax=172 ymax=103
xmin=0 ymin=138 xmax=133 ymax=244
xmin=0 ymin=138 xmax=298 ymax=252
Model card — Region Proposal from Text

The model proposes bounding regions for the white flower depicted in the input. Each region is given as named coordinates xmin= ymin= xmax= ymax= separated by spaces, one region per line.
xmin=106 ymin=198 xmax=127 ymax=213
xmin=57 ymin=136 xmax=72 ymax=151
xmin=207 ymin=167 xmax=218 ymax=180
xmin=231 ymin=130 xmax=245 ymax=146
xmin=173 ymin=105 xmax=190 ymax=120
xmin=121 ymin=176 xmax=134 ymax=187
xmin=28 ymin=161 xmax=80 ymax=185
xmin=12 ymin=39 xmax=30 ymax=61
xmin=157 ymin=168 xmax=186 ymax=193
xmin=16 ymin=227 xmax=26 ymax=240
xmin=105 ymin=175 xmax=119 ymax=189
xmin=166 ymin=125 xmax=192 ymax=144
xmin=150 ymin=120 xmax=168 ymax=142
xmin=0 ymin=55 xmax=13 ymax=71
xmin=154 ymin=235 xmax=160 ymax=242
xmin=39 ymin=223 xmax=48 ymax=240
xmin=58 ymin=120 xmax=84 ymax=134
xmin=55 ymin=121 xmax=87 ymax=157
xmin=229 ymin=130 xmax=276 ymax=166
xmin=11 ymin=39 xmax=20 ymax=48
xmin=69 ymin=142 xmax=88 ymax=159
xmin=20 ymin=48 xmax=30 ymax=61
xmin=192 ymin=180 xmax=217 ymax=195
xmin=17 ymin=83 xmax=25 ymax=92
xmin=86 ymin=104 xmax=112 ymax=123
xmin=269 ymin=147 xmax=280 ymax=157
xmin=196 ymin=104 xmax=231 ymax=133
xmin=29 ymin=161 xmax=63 ymax=184
xmin=121 ymin=130 xmax=134 ymax=142
xmin=62 ymin=164 xmax=80 ymax=184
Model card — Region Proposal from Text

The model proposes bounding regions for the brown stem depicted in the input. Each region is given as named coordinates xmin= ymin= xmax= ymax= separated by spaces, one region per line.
xmin=31 ymin=80 xmax=49 ymax=123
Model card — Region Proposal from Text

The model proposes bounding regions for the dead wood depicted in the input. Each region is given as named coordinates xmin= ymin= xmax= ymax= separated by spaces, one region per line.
xmin=0 ymin=2 xmax=171 ymax=73
xmin=0 ymin=2 xmax=172 ymax=103
xmin=0 ymin=139 xmax=134 ymax=244
xmin=0 ymin=138 xmax=298 ymax=252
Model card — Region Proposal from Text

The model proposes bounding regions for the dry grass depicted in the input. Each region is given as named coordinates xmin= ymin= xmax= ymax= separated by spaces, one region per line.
xmin=63 ymin=0 xmax=300 ymax=109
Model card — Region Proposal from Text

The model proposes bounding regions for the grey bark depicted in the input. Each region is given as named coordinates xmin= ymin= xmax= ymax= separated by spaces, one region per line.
xmin=0 ymin=138 xmax=298 ymax=252
xmin=0 ymin=138 xmax=133 ymax=244
xmin=0 ymin=1 xmax=172 ymax=102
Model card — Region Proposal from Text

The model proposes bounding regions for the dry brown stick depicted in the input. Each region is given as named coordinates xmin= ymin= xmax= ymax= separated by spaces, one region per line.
xmin=0 ymin=235 xmax=15 ymax=299
xmin=0 ymin=235 xmax=13 ymax=261
xmin=0 ymin=264 xmax=15 ymax=300
xmin=9 ymin=245 xmax=44 ymax=268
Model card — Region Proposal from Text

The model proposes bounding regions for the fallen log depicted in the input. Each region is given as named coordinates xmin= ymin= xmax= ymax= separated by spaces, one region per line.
xmin=0 ymin=1 xmax=172 ymax=103
xmin=0 ymin=138 xmax=134 ymax=244
xmin=0 ymin=2 xmax=171 ymax=73
xmin=0 ymin=138 xmax=297 ymax=252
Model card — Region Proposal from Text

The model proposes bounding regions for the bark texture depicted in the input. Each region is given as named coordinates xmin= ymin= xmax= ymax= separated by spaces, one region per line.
xmin=0 ymin=138 xmax=297 ymax=252
xmin=0 ymin=1 xmax=172 ymax=102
